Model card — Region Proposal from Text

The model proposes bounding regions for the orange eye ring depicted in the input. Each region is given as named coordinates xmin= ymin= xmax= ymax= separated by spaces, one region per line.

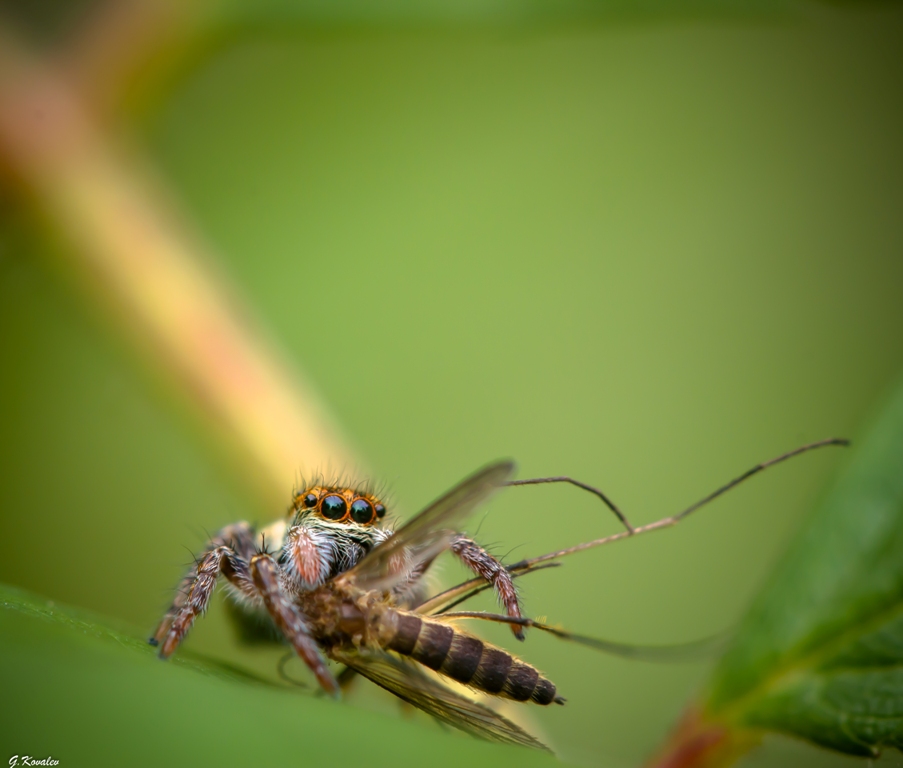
xmin=295 ymin=485 xmax=386 ymax=525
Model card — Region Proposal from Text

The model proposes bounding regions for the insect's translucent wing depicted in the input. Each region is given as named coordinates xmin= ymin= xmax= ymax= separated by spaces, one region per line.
xmin=332 ymin=647 xmax=551 ymax=752
xmin=340 ymin=461 xmax=515 ymax=591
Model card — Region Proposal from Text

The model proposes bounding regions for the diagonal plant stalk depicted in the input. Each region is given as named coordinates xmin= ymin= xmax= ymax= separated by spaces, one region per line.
xmin=0 ymin=8 xmax=550 ymax=743
xmin=0 ymin=13 xmax=360 ymax=510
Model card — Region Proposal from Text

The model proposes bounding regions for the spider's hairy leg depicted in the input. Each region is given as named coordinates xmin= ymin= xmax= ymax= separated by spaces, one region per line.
xmin=249 ymin=553 xmax=339 ymax=697
xmin=155 ymin=544 xmax=257 ymax=658
xmin=449 ymin=534 xmax=524 ymax=641
xmin=151 ymin=521 xmax=256 ymax=650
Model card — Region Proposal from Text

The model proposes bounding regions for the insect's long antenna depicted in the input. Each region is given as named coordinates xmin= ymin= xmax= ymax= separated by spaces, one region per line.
xmin=434 ymin=610 xmax=729 ymax=662
xmin=506 ymin=437 xmax=849 ymax=570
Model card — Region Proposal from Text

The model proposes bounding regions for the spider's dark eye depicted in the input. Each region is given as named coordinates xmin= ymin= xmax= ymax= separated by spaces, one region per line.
xmin=350 ymin=499 xmax=374 ymax=525
xmin=321 ymin=495 xmax=347 ymax=520
xmin=374 ymin=503 xmax=386 ymax=519
xmin=302 ymin=493 xmax=317 ymax=508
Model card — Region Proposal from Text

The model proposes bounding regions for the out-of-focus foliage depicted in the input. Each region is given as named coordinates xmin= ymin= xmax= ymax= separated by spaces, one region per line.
xmin=0 ymin=583 xmax=274 ymax=685
xmin=2 ymin=1 xmax=903 ymax=767
xmin=705 ymin=379 xmax=903 ymax=755
xmin=0 ymin=583 xmax=557 ymax=768
xmin=206 ymin=0 xmax=792 ymax=29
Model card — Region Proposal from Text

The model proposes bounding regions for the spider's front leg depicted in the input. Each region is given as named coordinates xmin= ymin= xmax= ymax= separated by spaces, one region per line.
xmin=249 ymin=553 xmax=339 ymax=697
xmin=151 ymin=522 xmax=258 ymax=657
xmin=449 ymin=534 xmax=524 ymax=641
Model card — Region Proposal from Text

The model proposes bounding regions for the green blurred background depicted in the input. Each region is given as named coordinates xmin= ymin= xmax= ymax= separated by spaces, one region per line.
xmin=2 ymin=2 xmax=903 ymax=766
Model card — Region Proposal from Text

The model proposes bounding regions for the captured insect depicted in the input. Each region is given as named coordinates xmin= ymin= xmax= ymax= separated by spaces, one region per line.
xmin=150 ymin=438 xmax=847 ymax=751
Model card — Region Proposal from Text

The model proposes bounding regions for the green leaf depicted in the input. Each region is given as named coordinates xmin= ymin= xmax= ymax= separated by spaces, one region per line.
xmin=705 ymin=378 xmax=903 ymax=756
xmin=0 ymin=583 xmax=559 ymax=767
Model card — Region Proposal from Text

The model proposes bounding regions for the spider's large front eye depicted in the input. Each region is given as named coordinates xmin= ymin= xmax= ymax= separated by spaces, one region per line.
xmin=350 ymin=498 xmax=374 ymax=524
xmin=321 ymin=495 xmax=347 ymax=520
xmin=302 ymin=493 xmax=317 ymax=508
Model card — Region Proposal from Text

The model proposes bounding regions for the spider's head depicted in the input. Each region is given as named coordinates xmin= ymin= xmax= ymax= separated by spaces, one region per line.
xmin=291 ymin=485 xmax=387 ymax=528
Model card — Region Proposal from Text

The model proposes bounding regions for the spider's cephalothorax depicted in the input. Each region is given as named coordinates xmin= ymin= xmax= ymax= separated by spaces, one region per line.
xmin=151 ymin=474 xmax=526 ymax=668
xmin=281 ymin=484 xmax=393 ymax=591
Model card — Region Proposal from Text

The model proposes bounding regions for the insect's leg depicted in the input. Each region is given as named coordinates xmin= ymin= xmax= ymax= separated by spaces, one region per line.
xmin=151 ymin=521 xmax=256 ymax=648
xmin=449 ymin=534 xmax=525 ymax=641
xmin=504 ymin=438 xmax=850 ymax=570
xmin=505 ymin=439 xmax=849 ymax=539
xmin=249 ymin=553 xmax=339 ymax=697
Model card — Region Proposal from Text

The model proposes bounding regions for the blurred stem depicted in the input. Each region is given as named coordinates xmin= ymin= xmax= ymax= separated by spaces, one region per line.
xmin=61 ymin=0 xmax=200 ymax=117
xmin=0 ymin=19 xmax=359 ymax=509
xmin=645 ymin=707 xmax=759 ymax=768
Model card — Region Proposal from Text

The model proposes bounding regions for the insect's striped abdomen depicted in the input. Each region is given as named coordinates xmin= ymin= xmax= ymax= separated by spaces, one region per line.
xmin=386 ymin=612 xmax=561 ymax=705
